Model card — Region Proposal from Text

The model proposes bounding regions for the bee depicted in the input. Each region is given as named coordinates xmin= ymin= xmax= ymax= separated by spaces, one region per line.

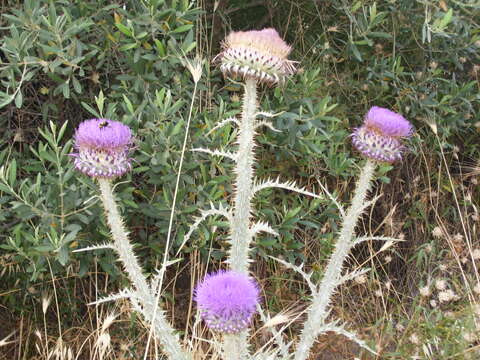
xmin=99 ymin=120 xmax=109 ymax=129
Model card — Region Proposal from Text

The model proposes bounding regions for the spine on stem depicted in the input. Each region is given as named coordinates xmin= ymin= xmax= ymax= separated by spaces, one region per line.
xmin=228 ymin=78 xmax=258 ymax=274
xmin=194 ymin=28 xmax=297 ymax=359
xmin=98 ymin=178 xmax=190 ymax=360
xmin=295 ymin=105 xmax=414 ymax=359
xmin=294 ymin=160 xmax=376 ymax=360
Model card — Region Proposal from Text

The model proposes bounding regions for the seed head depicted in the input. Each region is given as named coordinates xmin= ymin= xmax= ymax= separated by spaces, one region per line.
xmin=72 ymin=119 xmax=133 ymax=179
xmin=216 ymin=28 xmax=296 ymax=86
xmin=195 ymin=270 xmax=260 ymax=333
xmin=351 ymin=106 xmax=413 ymax=162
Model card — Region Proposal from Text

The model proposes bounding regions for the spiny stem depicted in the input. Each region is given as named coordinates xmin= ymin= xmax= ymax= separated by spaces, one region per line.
xmin=294 ymin=159 xmax=376 ymax=360
xmin=228 ymin=77 xmax=258 ymax=275
xmin=222 ymin=78 xmax=258 ymax=359
xmin=97 ymin=178 xmax=190 ymax=360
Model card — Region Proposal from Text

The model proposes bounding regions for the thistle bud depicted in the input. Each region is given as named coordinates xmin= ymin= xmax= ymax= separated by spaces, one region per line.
xmin=352 ymin=107 xmax=413 ymax=162
xmin=216 ymin=28 xmax=296 ymax=86
xmin=72 ymin=118 xmax=132 ymax=178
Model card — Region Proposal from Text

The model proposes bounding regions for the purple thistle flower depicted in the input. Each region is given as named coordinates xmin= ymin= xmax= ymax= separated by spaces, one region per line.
xmin=215 ymin=28 xmax=296 ymax=86
xmin=194 ymin=270 xmax=260 ymax=333
xmin=351 ymin=106 xmax=414 ymax=163
xmin=72 ymin=118 xmax=133 ymax=179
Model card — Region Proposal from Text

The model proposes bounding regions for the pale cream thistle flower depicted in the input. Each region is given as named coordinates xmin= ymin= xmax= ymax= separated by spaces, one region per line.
xmin=473 ymin=282 xmax=480 ymax=295
xmin=409 ymin=333 xmax=420 ymax=345
xmin=355 ymin=274 xmax=367 ymax=284
xmin=463 ymin=332 xmax=477 ymax=343
xmin=472 ymin=248 xmax=480 ymax=260
xmin=432 ymin=226 xmax=443 ymax=238
xmin=438 ymin=289 xmax=457 ymax=303
xmin=216 ymin=28 xmax=296 ymax=85
xmin=435 ymin=279 xmax=447 ymax=291
xmin=419 ymin=285 xmax=431 ymax=297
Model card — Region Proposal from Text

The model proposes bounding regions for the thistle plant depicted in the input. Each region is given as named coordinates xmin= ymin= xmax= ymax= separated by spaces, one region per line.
xmin=72 ymin=118 xmax=190 ymax=360
xmin=189 ymin=28 xmax=318 ymax=358
xmin=70 ymin=28 xmax=414 ymax=360
xmin=293 ymin=107 xmax=413 ymax=360
xmin=188 ymin=27 xmax=413 ymax=359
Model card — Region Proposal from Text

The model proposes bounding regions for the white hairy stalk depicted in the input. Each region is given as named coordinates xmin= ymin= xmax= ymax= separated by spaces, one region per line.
xmin=293 ymin=159 xmax=376 ymax=360
xmin=223 ymin=332 xmax=249 ymax=360
xmin=228 ymin=77 xmax=258 ymax=274
xmin=220 ymin=78 xmax=258 ymax=360
xmin=97 ymin=178 xmax=190 ymax=360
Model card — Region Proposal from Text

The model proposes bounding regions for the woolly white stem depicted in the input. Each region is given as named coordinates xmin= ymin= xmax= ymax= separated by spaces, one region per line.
xmin=293 ymin=159 xmax=376 ymax=360
xmin=221 ymin=78 xmax=257 ymax=360
xmin=97 ymin=178 xmax=190 ymax=360
xmin=227 ymin=78 xmax=257 ymax=274
xmin=222 ymin=332 xmax=249 ymax=360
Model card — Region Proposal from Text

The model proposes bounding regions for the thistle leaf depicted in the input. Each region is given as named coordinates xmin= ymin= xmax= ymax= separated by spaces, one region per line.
xmin=321 ymin=322 xmax=377 ymax=355
xmin=316 ymin=180 xmax=345 ymax=218
xmin=250 ymin=221 xmax=278 ymax=237
xmin=339 ymin=268 xmax=371 ymax=285
xmin=88 ymin=288 xmax=134 ymax=306
xmin=268 ymin=256 xmax=317 ymax=294
xmin=72 ymin=243 xmax=114 ymax=253
xmin=206 ymin=117 xmax=240 ymax=136
xmin=253 ymin=177 xmax=320 ymax=199
xmin=254 ymin=120 xmax=281 ymax=132
xmin=176 ymin=203 xmax=232 ymax=255
xmin=192 ymin=147 xmax=237 ymax=161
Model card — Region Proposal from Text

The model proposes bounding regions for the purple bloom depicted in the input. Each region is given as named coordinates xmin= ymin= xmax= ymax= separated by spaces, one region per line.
xmin=364 ymin=106 xmax=413 ymax=137
xmin=72 ymin=119 xmax=133 ymax=178
xmin=352 ymin=106 xmax=414 ymax=162
xmin=195 ymin=270 xmax=260 ymax=333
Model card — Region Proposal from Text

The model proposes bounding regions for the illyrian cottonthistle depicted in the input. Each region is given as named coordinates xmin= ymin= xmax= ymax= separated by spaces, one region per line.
xmin=351 ymin=106 xmax=413 ymax=162
xmin=216 ymin=28 xmax=296 ymax=85
xmin=195 ymin=271 xmax=260 ymax=334
xmin=73 ymin=119 xmax=132 ymax=178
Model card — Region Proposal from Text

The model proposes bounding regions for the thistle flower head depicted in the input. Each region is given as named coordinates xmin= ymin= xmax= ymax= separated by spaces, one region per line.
xmin=351 ymin=106 xmax=413 ymax=162
xmin=216 ymin=28 xmax=296 ymax=86
xmin=73 ymin=118 xmax=132 ymax=178
xmin=194 ymin=270 xmax=260 ymax=333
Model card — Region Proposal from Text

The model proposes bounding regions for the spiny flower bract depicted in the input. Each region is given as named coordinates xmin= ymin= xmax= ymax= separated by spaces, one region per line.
xmin=73 ymin=118 xmax=132 ymax=179
xmin=194 ymin=270 xmax=260 ymax=333
xmin=352 ymin=106 xmax=413 ymax=162
xmin=216 ymin=28 xmax=296 ymax=86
